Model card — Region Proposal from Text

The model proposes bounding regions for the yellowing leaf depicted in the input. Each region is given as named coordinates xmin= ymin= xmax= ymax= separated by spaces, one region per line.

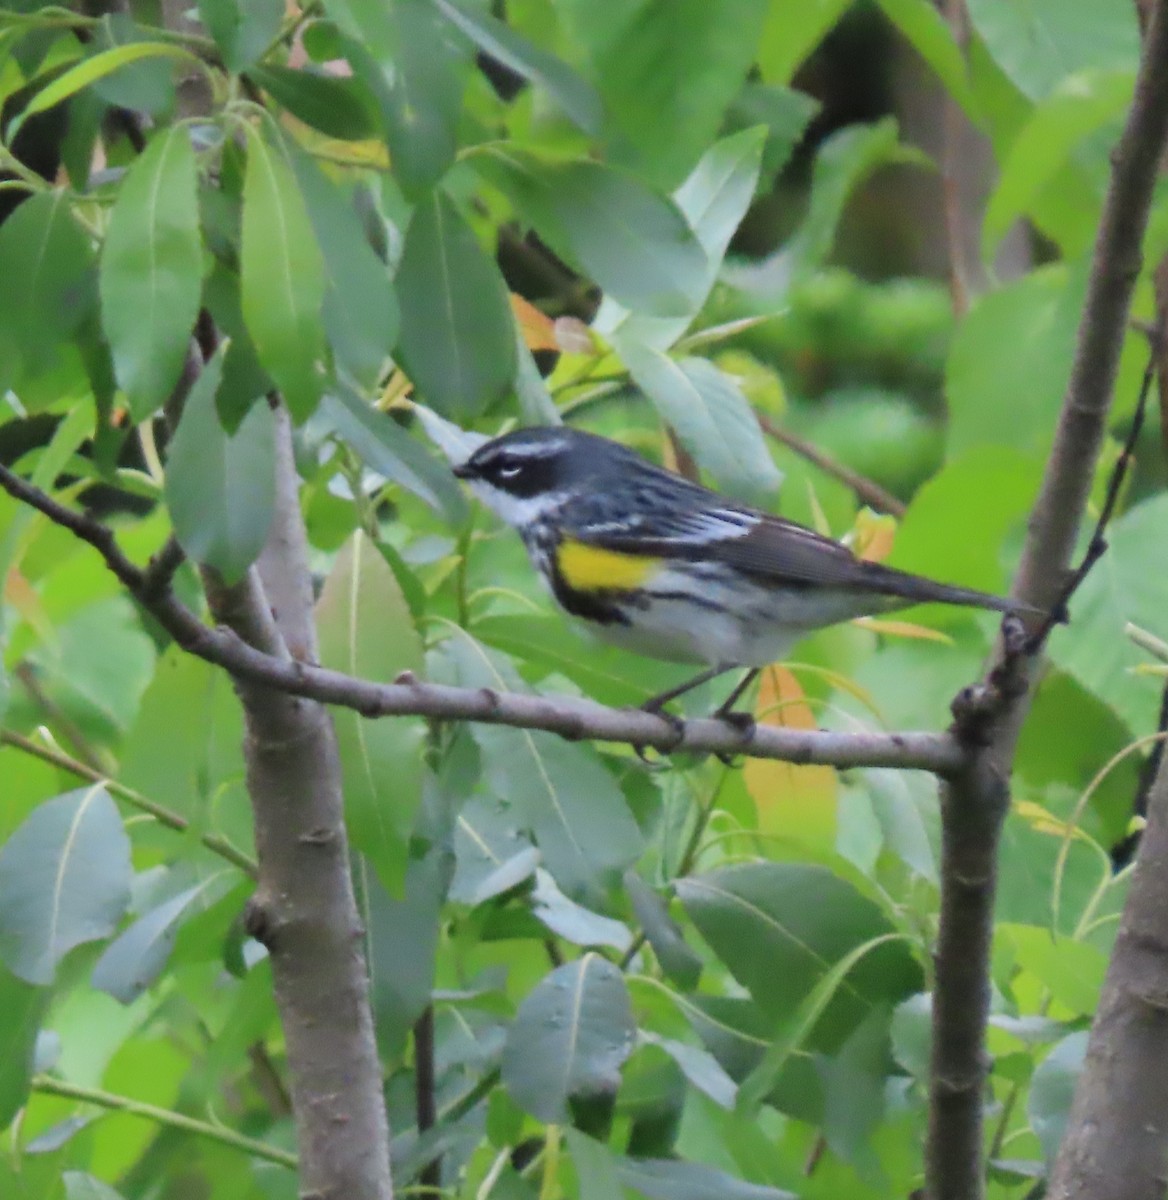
xmin=851 ymin=617 xmax=954 ymax=644
xmin=1014 ymin=799 xmax=1091 ymax=843
xmin=852 ymin=509 xmax=898 ymax=562
xmin=511 ymin=294 xmax=558 ymax=351
xmin=743 ymin=666 xmax=836 ymax=849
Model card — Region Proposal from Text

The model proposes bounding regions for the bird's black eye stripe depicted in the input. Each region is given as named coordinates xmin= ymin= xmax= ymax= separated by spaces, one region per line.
xmin=480 ymin=450 xmax=562 ymax=497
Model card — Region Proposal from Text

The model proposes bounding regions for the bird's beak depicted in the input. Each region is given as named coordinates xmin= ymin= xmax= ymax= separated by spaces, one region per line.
xmin=452 ymin=461 xmax=473 ymax=480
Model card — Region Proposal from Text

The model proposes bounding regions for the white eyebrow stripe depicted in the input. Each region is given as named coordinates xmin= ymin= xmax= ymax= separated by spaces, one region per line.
xmin=489 ymin=439 xmax=569 ymax=460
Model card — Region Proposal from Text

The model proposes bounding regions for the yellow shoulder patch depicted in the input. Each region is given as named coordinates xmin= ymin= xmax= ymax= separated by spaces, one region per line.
xmin=556 ymin=539 xmax=662 ymax=591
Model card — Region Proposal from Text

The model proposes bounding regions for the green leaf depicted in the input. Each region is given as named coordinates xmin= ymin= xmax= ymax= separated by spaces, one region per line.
xmin=91 ymin=870 xmax=237 ymax=1003
xmin=164 ymin=346 xmax=277 ymax=584
xmin=624 ymin=872 xmax=702 ymax=989
xmin=321 ymin=386 xmax=468 ymax=525
xmin=892 ymin=446 xmax=1043 ymax=600
xmin=316 ymin=532 xmax=425 ymax=895
xmin=1049 ymin=493 xmax=1168 ymax=734
xmin=366 ymin=849 xmax=448 ymax=1058
xmin=474 ymin=148 xmax=707 ymax=317
xmin=430 ymin=0 xmax=602 ymax=133
xmin=617 ymin=1154 xmax=797 ymax=1200
xmin=13 ymin=42 xmax=198 ymax=130
xmin=727 ymin=84 xmax=819 ymax=182
xmin=0 ymin=960 xmax=47 ymax=1130
xmin=240 ymin=126 xmax=325 ymax=421
xmin=26 ymin=598 xmax=157 ymax=741
xmin=502 ymin=953 xmax=635 ymax=1122
xmin=288 ymin=148 xmax=398 ymax=384
xmin=554 ymin=0 xmax=768 ymax=186
xmin=983 ymin=70 xmax=1134 ymax=259
xmin=530 ymin=870 xmax=633 ymax=952
xmin=876 ymin=0 xmax=977 ymax=113
xmin=1027 ymin=1031 xmax=1088 ymax=1163
xmin=674 ymin=126 xmax=767 ymax=269
xmin=475 ymin=721 xmax=643 ymax=902
xmin=596 ymin=126 xmax=768 ymax=351
xmin=817 ymin=1008 xmax=889 ymax=1176
xmin=323 ymin=0 xmax=466 ymax=196
xmin=247 ymin=64 xmax=379 ymax=140
xmin=394 ymin=190 xmax=516 ymax=417
xmin=118 ymin=648 xmax=246 ymax=830
xmin=640 ymin=1032 xmax=737 ymax=1109
xmin=0 ymin=191 xmax=96 ymax=377
xmin=1016 ymin=670 xmax=1140 ymax=847
xmin=474 ymin=612 xmax=677 ymax=708
xmin=1002 ymin=925 xmax=1106 ymax=1018
xmin=967 ymin=0 xmax=1138 ymax=101
xmin=450 ymin=793 xmax=539 ymax=905
xmin=676 ymin=864 xmax=921 ymax=1040
xmin=737 ymin=933 xmax=906 ymax=1114
xmin=618 ymin=345 xmax=781 ymax=502
xmin=946 ymin=262 xmax=1085 ymax=458
xmin=565 ymin=1129 xmax=624 ymax=1200
xmin=889 ymin=992 xmax=931 ymax=1079
xmin=63 ymin=1173 xmax=128 ymax=1200
xmin=0 ymin=787 xmax=131 ymax=986
xmin=198 ymin=0 xmax=284 ymax=71
xmin=783 ymin=118 xmax=921 ymax=280
xmin=99 ymin=127 xmax=202 ymax=421
xmin=758 ymin=0 xmax=851 ymax=85
xmin=440 ymin=637 xmax=643 ymax=901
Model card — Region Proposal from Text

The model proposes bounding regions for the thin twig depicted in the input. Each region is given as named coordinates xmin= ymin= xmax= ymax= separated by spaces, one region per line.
xmin=757 ymin=413 xmax=907 ymax=517
xmin=13 ymin=662 xmax=107 ymax=774
xmin=414 ymin=1006 xmax=441 ymax=1196
xmin=0 ymin=462 xmax=965 ymax=773
xmin=31 ymin=1075 xmax=297 ymax=1169
xmin=0 ymin=729 xmax=258 ymax=877
xmin=940 ymin=0 xmax=971 ymax=317
xmin=1026 ymin=344 xmax=1157 ymax=652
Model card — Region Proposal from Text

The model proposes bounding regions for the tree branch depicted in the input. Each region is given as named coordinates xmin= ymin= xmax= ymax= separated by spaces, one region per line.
xmin=925 ymin=6 xmax=1168 ymax=1197
xmin=203 ymin=407 xmax=396 ymax=1200
xmin=0 ymin=461 xmax=964 ymax=774
xmin=757 ymin=413 xmax=907 ymax=517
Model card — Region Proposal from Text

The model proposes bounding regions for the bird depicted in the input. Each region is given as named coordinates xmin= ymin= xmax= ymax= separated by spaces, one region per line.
xmin=453 ymin=425 xmax=1042 ymax=724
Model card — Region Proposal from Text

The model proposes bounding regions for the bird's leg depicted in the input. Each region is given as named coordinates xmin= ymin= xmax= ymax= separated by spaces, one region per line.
xmin=714 ymin=668 xmax=760 ymax=731
xmin=636 ymin=664 xmax=732 ymax=764
xmin=641 ymin=663 xmax=734 ymax=715
xmin=710 ymin=668 xmax=760 ymax=766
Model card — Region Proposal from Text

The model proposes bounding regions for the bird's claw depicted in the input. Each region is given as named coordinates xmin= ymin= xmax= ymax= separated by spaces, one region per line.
xmin=635 ymin=704 xmax=686 ymax=766
xmin=713 ymin=710 xmax=755 ymax=766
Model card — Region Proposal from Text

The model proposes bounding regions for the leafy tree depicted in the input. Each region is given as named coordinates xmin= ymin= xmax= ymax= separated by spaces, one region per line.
xmin=0 ymin=2 xmax=1165 ymax=1200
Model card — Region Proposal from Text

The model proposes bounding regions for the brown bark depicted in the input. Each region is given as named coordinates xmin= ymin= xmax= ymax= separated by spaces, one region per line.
xmin=1047 ymin=754 xmax=1168 ymax=1198
xmin=925 ymin=3 xmax=1168 ymax=1196
xmin=207 ymin=409 xmax=395 ymax=1200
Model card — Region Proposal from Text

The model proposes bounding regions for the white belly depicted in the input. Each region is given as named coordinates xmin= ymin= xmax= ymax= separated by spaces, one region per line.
xmin=575 ymin=567 xmax=877 ymax=668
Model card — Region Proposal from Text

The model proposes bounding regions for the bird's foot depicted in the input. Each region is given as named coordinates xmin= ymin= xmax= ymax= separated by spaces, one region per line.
xmin=712 ymin=709 xmax=755 ymax=767
xmin=635 ymin=703 xmax=686 ymax=766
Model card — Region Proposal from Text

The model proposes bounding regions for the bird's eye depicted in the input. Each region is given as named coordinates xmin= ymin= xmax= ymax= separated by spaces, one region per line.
xmin=497 ymin=463 xmax=522 ymax=480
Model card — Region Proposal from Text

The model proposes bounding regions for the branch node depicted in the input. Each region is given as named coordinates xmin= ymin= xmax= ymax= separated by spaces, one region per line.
xmin=479 ymin=686 xmax=502 ymax=712
xmin=395 ymin=669 xmax=418 ymax=685
xmin=243 ymin=895 xmax=281 ymax=947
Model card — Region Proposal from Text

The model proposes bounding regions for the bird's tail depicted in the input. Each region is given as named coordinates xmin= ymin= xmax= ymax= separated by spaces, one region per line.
xmin=858 ymin=560 xmax=1048 ymax=618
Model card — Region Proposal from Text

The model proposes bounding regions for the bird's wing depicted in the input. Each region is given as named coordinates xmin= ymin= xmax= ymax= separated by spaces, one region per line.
xmin=577 ymin=505 xmax=872 ymax=590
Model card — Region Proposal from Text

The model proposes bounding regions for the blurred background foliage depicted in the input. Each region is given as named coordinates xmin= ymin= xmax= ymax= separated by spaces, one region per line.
xmin=0 ymin=1 xmax=1164 ymax=1198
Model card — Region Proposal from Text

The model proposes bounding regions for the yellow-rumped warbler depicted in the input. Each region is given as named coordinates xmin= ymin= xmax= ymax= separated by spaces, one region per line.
xmin=454 ymin=426 xmax=1038 ymax=719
